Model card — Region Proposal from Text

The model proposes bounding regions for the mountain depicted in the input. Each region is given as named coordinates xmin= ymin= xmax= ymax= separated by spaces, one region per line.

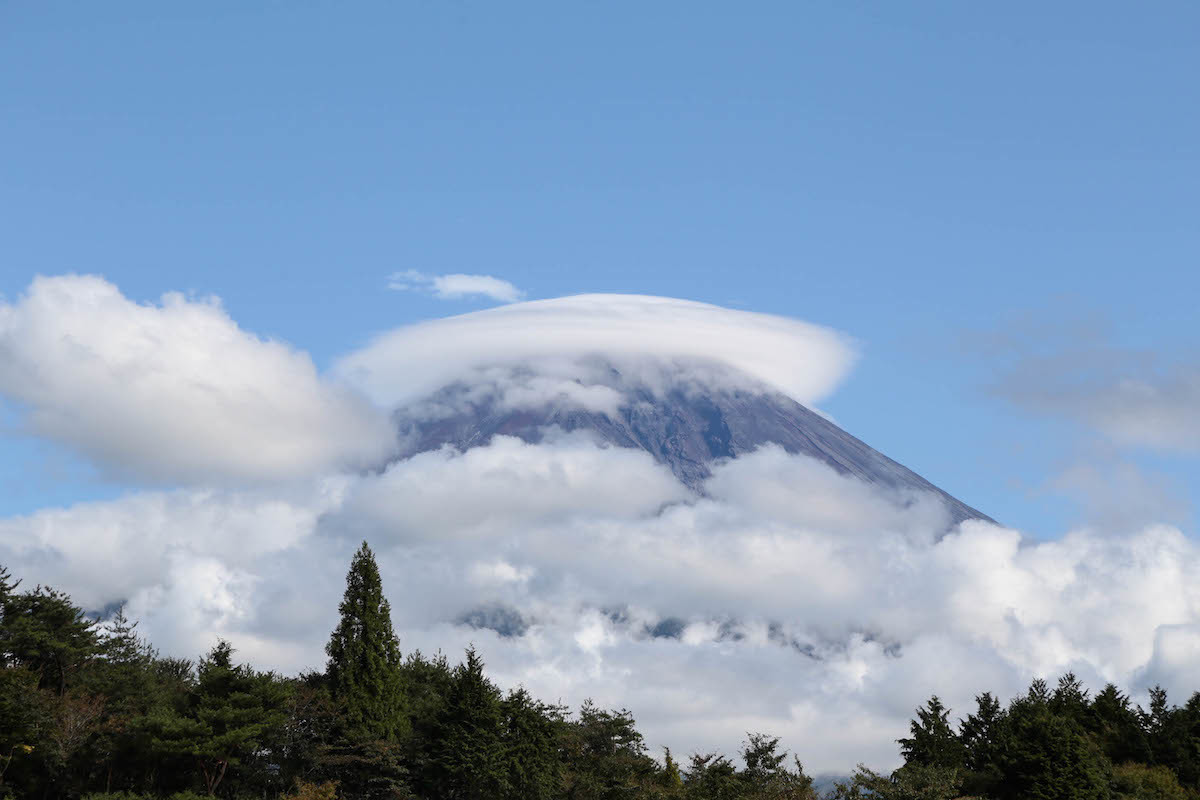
xmin=393 ymin=365 xmax=994 ymax=527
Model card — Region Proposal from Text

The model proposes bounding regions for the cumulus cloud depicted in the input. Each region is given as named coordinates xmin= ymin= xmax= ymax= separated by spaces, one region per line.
xmin=4 ymin=436 xmax=1199 ymax=775
xmin=388 ymin=270 xmax=525 ymax=303
xmin=337 ymin=294 xmax=858 ymax=411
xmin=0 ymin=275 xmax=395 ymax=484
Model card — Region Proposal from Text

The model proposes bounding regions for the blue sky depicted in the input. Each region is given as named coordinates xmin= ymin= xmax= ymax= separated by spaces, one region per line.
xmin=2 ymin=1 xmax=1198 ymax=535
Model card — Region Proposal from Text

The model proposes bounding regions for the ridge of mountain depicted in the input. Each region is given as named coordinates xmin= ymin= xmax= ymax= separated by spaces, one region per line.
xmin=393 ymin=370 xmax=994 ymax=527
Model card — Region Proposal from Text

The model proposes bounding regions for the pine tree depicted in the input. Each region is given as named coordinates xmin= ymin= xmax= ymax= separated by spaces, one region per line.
xmin=1 ymin=583 xmax=99 ymax=696
xmin=145 ymin=640 xmax=289 ymax=795
xmin=325 ymin=541 xmax=408 ymax=743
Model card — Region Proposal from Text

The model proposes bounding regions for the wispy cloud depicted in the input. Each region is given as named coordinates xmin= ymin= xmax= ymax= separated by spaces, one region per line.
xmin=388 ymin=270 xmax=525 ymax=303
xmin=980 ymin=312 xmax=1200 ymax=453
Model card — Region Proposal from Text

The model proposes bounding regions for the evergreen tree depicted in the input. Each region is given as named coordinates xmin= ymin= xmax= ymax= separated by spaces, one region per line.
xmin=325 ymin=541 xmax=408 ymax=743
xmin=683 ymin=753 xmax=740 ymax=800
xmin=499 ymin=686 xmax=564 ymax=800
xmin=828 ymin=763 xmax=963 ymax=800
xmin=1 ymin=584 xmax=99 ymax=695
xmin=430 ymin=646 xmax=505 ymax=800
xmin=1090 ymin=684 xmax=1150 ymax=766
xmin=146 ymin=640 xmax=289 ymax=795
xmin=1052 ymin=672 xmax=1092 ymax=726
xmin=561 ymin=700 xmax=657 ymax=800
xmin=897 ymin=696 xmax=965 ymax=771
xmin=958 ymin=692 xmax=1005 ymax=797
xmin=996 ymin=692 xmax=1111 ymax=800
xmin=739 ymin=733 xmax=816 ymax=799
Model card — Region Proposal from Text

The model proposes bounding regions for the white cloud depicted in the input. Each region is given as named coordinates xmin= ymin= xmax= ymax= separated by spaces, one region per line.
xmin=388 ymin=270 xmax=525 ymax=303
xmin=3 ymin=280 xmax=1197 ymax=775
xmin=4 ymin=437 xmax=1200 ymax=775
xmin=0 ymin=275 xmax=395 ymax=484
xmin=337 ymin=294 xmax=858 ymax=411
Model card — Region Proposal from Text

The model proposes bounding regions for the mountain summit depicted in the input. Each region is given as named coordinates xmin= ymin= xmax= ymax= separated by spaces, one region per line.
xmin=392 ymin=361 xmax=993 ymax=528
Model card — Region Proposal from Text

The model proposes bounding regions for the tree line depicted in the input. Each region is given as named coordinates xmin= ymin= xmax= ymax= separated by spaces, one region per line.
xmin=1 ymin=542 xmax=1198 ymax=800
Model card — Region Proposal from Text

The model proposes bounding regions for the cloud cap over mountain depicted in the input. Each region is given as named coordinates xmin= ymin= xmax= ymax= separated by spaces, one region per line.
xmin=337 ymin=294 xmax=859 ymax=410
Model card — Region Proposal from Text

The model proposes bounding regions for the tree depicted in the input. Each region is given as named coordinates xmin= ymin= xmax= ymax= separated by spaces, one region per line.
xmin=325 ymin=541 xmax=408 ymax=743
xmin=739 ymin=733 xmax=816 ymax=799
xmin=499 ymin=687 xmax=564 ymax=800
xmin=1052 ymin=672 xmax=1092 ymax=726
xmin=683 ymin=753 xmax=740 ymax=800
xmin=1 ymin=584 xmax=99 ymax=695
xmin=660 ymin=748 xmax=683 ymax=794
xmin=429 ymin=646 xmax=505 ymax=800
xmin=897 ymin=696 xmax=965 ymax=771
xmin=827 ymin=763 xmax=963 ymax=800
xmin=1090 ymin=684 xmax=1150 ymax=766
xmin=560 ymin=700 xmax=657 ymax=800
xmin=995 ymin=693 xmax=1111 ymax=800
xmin=82 ymin=606 xmax=162 ymax=793
xmin=146 ymin=640 xmax=289 ymax=795
xmin=1112 ymin=762 xmax=1191 ymax=800
xmin=959 ymin=691 xmax=1005 ymax=796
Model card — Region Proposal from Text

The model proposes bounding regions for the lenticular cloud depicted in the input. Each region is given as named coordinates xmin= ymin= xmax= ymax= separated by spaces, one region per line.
xmin=335 ymin=294 xmax=859 ymax=409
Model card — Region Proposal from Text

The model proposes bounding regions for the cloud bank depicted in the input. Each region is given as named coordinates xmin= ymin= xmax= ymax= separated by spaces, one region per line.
xmin=3 ymin=437 xmax=1199 ymax=774
xmin=1 ymin=276 xmax=1197 ymax=776
xmin=338 ymin=294 xmax=858 ymax=411
xmin=0 ymin=275 xmax=394 ymax=484
xmin=388 ymin=270 xmax=525 ymax=303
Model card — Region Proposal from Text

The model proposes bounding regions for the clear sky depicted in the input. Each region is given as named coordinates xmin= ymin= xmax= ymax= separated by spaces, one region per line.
xmin=2 ymin=3 xmax=1197 ymax=532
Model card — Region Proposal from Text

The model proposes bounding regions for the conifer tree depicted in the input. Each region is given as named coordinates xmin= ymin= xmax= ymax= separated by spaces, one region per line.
xmin=898 ymin=696 xmax=965 ymax=771
xmin=325 ymin=541 xmax=408 ymax=743
xmin=146 ymin=640 xmax=288 ymax=796
xmin=430 ymin=646 xmax=505 ymax=800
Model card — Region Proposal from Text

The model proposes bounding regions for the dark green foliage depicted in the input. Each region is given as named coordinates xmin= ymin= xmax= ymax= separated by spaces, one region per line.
xmin=826 ymin=763 xmax=962 ymax=800
xmin=1092 ymin=684 xmax=1152 ymax=766
xmin=428 ymin=646 xmax=505 ymax=799
xmin=995 ymin=690 xmax=1112 ymax=800
xmin=560 ymin=700 xmax=659 ymax=799
xmin=1052 ymin=672 xmax=1091 ymax=726
xmin=1140 ymin=687 xmax=1200 ymax=790
xmin=897 ymin=695 xmax=965 ymax=771
xmin=959 ymin=691 xmax=1005 ymax=797
xmin=737 ymin=734 xmax=816 ymax=799
xmin=499 ymin=687 xmax=564 ymax=800
xmin=2 ymin=583 xmax=100 ymax=695
xmin=325 ymin=541 xmax=409 ymax=744
xmin=310 ymin=738 xmax=409 ymax=800
xmin=684 ymin=753 xmax=740 ymax=800
xmin=144 ymin=640 xmax=289 ymax=795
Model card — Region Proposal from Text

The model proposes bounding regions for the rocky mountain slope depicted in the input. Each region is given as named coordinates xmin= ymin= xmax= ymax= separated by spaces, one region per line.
xmin=393 ymin=366 xmax=993 ymax=527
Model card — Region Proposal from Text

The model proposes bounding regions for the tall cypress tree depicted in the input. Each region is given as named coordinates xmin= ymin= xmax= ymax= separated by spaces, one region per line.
xmin=325 ymin=541 xmax=408 ymax=743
